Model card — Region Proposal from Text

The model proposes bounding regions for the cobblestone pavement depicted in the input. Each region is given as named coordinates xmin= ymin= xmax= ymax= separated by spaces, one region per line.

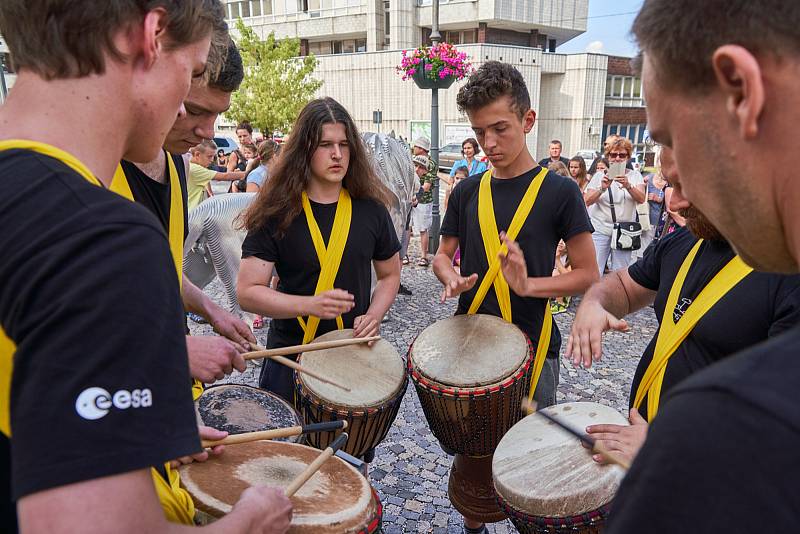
xmin=189 ymin=242 xmax=658 ymax=533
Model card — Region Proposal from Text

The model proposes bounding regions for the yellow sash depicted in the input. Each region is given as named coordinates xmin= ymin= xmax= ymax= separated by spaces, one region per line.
xmin=633 ymin=239 xmax=753 ymax=420
xmin=0 ymin=140 xmax=194 ymax=524
xmin=296 ymin=189 xmax=351 ymax=344
xmin=111 ymin=154 xmax=184 ymax=286
xmin=466 ymin=168 xmax=553 ymax=401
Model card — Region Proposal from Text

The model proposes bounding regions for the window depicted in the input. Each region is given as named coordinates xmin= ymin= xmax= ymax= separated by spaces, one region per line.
xmin=612 ymin=77 xmax=623 ymax=98
xmin=606 ymin=75 xmax=644 ymax=99
xmin=462 ymin=29 xmax=477 ymax=44
xmin=633 ymin=77 xmax=642 ymax=98
xmin=342 ymin=39 xmax=355 ymax=53
xmin=333 ymin=40 xmax=342 ymax=54
xmin=356 ymin=38 xmax=367 ymax=52
xmin=250 ymin=0 xmax=261 ymax=16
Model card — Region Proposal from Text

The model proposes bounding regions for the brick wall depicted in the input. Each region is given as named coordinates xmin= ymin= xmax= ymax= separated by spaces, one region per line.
xmin=607 ymin=55 xmax=634 ymax=76
xmin=604 ymin=106 xmax=647 ymax=124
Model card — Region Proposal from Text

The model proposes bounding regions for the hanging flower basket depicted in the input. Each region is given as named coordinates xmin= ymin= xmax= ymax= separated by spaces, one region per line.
xmin=396 ymin=43 xmax=472 ymax=90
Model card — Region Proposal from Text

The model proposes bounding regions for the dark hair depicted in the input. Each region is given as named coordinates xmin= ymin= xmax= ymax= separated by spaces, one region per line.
xmin=236 ymin=121 xmax=253 ymax=135
xmin=632 ymin=0 xmax=800 ymax=92
xmin=456 ymin=61 xmax=531 ymax=119
xmin=0 ymin=0 xmax=224 ymax=80
xmin=453 ymin=166 xmax=469 ymax=177
xmin=550 ymin=140 xmax=563 ymax=148
xmin=242 ymin=97 xmax=392 ymax=235
xmin=208 ymin=38 xmax=244 ymax=93
xmin=461 ymin=137 xmax=480 ymax=155
xmin=596 ymin=157 xmax=610 ymax=169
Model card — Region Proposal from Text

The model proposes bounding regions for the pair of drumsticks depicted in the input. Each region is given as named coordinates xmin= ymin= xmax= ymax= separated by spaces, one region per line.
xmin=241 ymin=336 xmax=381 ymax=392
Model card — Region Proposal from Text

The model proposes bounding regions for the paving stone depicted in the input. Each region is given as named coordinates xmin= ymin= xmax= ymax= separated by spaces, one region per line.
xmin=191 ymin=236 xmax=658 ymax=530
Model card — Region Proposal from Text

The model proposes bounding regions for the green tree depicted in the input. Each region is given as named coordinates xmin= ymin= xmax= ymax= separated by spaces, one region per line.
xmin=227 ymin=20 xmax=322 ymax=135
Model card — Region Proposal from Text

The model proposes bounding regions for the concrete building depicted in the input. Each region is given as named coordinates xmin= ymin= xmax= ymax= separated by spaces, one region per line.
xmin=222 ymin=0 xmax=647 ymax=160
xmin=0 ymin=36 xmax=16 ymax=103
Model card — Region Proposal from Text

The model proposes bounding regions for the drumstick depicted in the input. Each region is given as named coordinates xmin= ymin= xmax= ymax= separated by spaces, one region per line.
xmin=521 ymin=399 xmax=631 ymax=470
xmin=201 ymin=420 xmax=348 ymax=448
xmin=243 ymin=337 xmax=381 ymax=360
xmin=285 ymin=432 xmax=350 ymax=497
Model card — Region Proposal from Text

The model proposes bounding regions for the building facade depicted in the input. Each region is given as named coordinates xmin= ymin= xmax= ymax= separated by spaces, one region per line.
xmin=221 ymin=0 xmax=646 ymax=161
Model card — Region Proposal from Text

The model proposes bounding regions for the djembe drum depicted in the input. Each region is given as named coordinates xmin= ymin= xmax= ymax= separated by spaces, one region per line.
xmin=493 ymin=402 xmax=628 ymax=533
xmin=180 ymin=440 xmax=383 ymax=533
xmin=196 ymin=384 xmax=304 ymax=442
xmin=295 ymin=329 xmax=407 ymax=459
xmin=408 ymin=314 xmax=536 ymax=523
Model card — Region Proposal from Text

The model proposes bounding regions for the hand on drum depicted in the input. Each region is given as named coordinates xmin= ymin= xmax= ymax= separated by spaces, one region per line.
xmin=209 ymin=308 xmax=257 ymax=351
xmin=169 ymin=425 xmax=227 ymax=468
xmin=566 ymin=301 xmax=629 ymax=368
xmin=353 ymin=313 xmax=380 ymax=344
xmin=585 ymin=409 xmax=648 ymax=465
xmin=308 ymin=289 xmax=355 ymax=319
xmin=187 ymin=335 xmax=248 ymax=382
xmin=231 ymin=486 xmax=293 ymax=534
xmin=440 ymin=272 xmax=478 ymax=302
xmin=499 ymin=232 xmax=530 ymax=296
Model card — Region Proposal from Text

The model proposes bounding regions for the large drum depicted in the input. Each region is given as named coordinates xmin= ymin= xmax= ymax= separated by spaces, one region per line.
xmin=197 ymin=384 xmax=304 ymax=442
xmin=493 ymin=402 xmax=628 ymax=534
xmin=408 ymin=314 xmax=535 ymax=456
xmin=295 ymin=329 xmax=407 ymax=459
xmin=180 ymin=440 xmax=383 ymax=532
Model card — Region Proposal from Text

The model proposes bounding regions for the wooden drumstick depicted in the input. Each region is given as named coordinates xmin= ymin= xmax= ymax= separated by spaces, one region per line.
xmin=201 ymin=420 xmax=348 ymax=448
xmin=268 ymin=354 xmax=352 ymax=392
xmin=521 ymin=399 xmax=631 ymax=470
xmin=243 ymin=337 xmax=381 ymax=360
xmin=285 ymin=433 xmax=349 ymax=497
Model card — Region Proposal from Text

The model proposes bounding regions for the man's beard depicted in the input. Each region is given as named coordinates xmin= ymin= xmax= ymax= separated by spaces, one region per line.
xmin=679 ymin=206 xmax=725 ymax=242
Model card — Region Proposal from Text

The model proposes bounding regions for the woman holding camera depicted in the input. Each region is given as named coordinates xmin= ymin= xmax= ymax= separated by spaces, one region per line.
xmin=584 ymin=137 xmax=646 ymax=274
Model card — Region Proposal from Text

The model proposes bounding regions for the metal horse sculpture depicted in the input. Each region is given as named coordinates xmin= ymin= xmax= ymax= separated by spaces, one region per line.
xmin=182 ymin=132 xmax=416 ymax=319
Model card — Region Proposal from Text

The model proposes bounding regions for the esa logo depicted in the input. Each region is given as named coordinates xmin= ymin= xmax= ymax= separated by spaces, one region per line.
xmin=75 ymin=387 xmax=153 ymax=420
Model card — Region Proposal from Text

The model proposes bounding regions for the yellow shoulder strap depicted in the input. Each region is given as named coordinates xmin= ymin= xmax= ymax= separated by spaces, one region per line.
xmin=111 ymin=154 xmax=184 ymax=285
xmin=466 ymin=167 xmax=553 ymax=401
xmin=151 ymin=464 xmax=195 ymax=524
xmin=0 ymin=140 xmax=103 ymax=438
xmin=297 ymin=189 xmax=351 ymax=343
xmin=633 ymin=239 xmax=753 ymax=420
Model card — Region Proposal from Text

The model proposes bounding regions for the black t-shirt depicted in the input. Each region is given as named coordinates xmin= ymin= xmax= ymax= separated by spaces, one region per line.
xmin=241 ymin=195 xmax=400 ymax=348
xmin=0 ymin=150 xmax=200 ymax=517
xmin=440 ymin=167 xmax=593 ymax=356
xmin=537 ymin=156 xmax=571 ymax=168
xmin=627 ymin=228 xmax=800 ymax=419
xmin=607 ymin=325 xmax=800 ymax=533
xmin=120 ymin=153 xmax=189 ymax=241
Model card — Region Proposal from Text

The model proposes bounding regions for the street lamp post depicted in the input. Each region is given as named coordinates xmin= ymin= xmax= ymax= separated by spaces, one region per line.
xmin=428 ymin=0 xmax=442 ymax=254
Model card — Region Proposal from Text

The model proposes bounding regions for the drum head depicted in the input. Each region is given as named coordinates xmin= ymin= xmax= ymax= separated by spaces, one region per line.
xmin=411 ymin=314 xmax=529 ymax=388
xmin=493 ymin=402 xmax=628 ymax=518
xmin=298 ymin=329 xmax=405 ymax=409
xmin=180 ymin=440 xmax=378 ymax=533
xmin=197 ymin=385 xmax=302 ymax=441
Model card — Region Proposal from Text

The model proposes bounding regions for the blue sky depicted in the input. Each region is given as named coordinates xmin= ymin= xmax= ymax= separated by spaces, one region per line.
xmin=558 ymin=0 xmax=644 ymax=57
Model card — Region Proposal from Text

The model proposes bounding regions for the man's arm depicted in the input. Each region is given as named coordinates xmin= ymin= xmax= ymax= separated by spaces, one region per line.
xmin=18 ymin=470 xmax=292 ymax=534
xmin=566 ymin=267 xmax=655 ymax=368
xmin=353 ymin=254 xmax=401 ymax=340
xmin=433 ymin=235 xmax=478 ymax=301
xmin=499 ymin=231 xmax=599 ymax=299
xmin=182 ymin=277 xmax=256 ymax=348
xmin=237 ymin=256 xmax=354 ymax=320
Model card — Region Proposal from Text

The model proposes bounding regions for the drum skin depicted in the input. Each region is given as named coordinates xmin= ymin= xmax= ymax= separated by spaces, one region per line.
xmin=493 ymin=402 xmax=628 ymax=533
xmin=408 ymin=315 xmax=535 ymax=456
xmin=180 ymin=440 xmax=382 ymax=533
xmin=295 ymin=329 xmax=407 ymax=458
xmin=197 ymin=384 xmax=304 ymax=443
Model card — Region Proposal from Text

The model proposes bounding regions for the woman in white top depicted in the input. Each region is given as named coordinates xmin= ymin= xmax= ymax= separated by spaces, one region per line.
xmin=584 ymin=137 xmax=646 ymax=274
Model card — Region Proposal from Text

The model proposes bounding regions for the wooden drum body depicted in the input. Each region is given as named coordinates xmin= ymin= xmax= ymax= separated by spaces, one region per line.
xmin=197 ymin=384 xmax=304 ymax=443
xmin=407 ymin=314 xmax=535 ymax=457
xmin=492 ymin=402 xmax=628 ymax=534
xmin=180 ymin=440 xmax=382 ymax=533
xmin=295 ymin=329 xmax=407 ymax=458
